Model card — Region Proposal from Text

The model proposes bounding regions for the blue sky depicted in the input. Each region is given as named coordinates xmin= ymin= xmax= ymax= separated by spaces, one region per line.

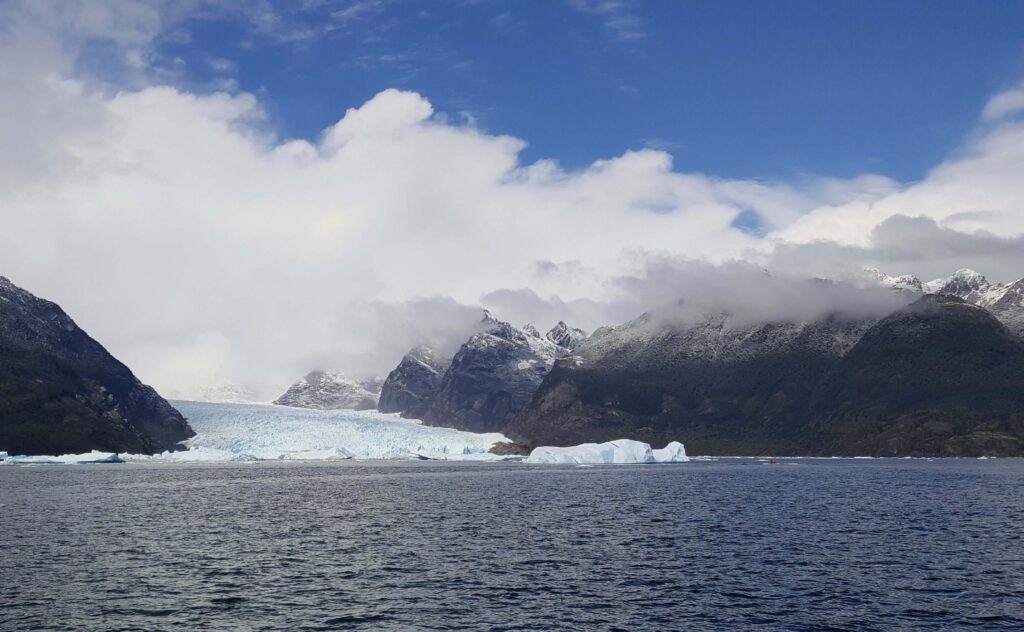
xmin=131 ymin=0 xmax=1024 ymax=182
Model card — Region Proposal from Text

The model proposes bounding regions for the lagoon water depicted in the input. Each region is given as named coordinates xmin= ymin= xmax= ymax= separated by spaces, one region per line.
xmin=2 ymin=459 xmax=1023 ymax=630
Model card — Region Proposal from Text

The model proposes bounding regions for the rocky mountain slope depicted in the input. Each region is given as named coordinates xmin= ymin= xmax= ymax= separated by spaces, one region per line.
xmin=274 ymin=371 xmax=383 ymax=410
xmin=872 ymin=268 xmax=1024 ymax=337
xmin=421 ymin=317 xmax=579 ymax=433
xmin=376 ymin=313 xmax=587 ymax=433
xmin=809 ymin=295 xmax=1024 ymax=456
xmin=508 ymin=303 xmax=876 ymax=454
xmin=0 ymin=276 xmax=194 ymax=455
xmin=545 ymin=321 xmax=587 ymax=350
xmin=377 ymin=345 xmax=451 ymax=419
xmin=511 ymin=288 xmax=1024 ymax=456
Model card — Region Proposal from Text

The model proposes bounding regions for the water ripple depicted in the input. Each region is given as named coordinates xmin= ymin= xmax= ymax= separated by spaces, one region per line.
xmin=1 ymin=459 xmax=1023 ymax=630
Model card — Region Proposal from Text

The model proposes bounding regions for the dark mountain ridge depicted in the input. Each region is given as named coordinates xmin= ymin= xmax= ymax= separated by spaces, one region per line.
xmin=0 ymin=276 xmax=193 ymax=455
xmin=377 ymin=315 xmax=587 ymax=433
xmin=509 ymin=292 xmax=1024 ymax=456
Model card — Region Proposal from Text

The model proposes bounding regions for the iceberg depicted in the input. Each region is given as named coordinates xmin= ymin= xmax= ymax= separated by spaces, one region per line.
xmin=526 ymin=439 xmax=688 ymax=464
xmin=652 ymin=441 xmax=689 ymax=463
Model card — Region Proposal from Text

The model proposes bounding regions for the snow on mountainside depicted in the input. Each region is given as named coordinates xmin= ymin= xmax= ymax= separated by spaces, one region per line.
xmin=274 ymin=371 xmax=383 ymax=410
xmin=421 ymin=313 xmax=585 ymax=433
xmin=871 ymin=267 xmax=1023 ymax=308
xmin=863 ymin=268 xmax=923 ymax=293
xmin=545 ymin=321 xmax=588 ymax=350
xmin=922 ymin=269 xmax=1007 ymax=305
xmin=377 ymin=345 xmax=451 ymax=419
xmin=573 ymin=304 xmax=871 ymax=370
xmin=869 ymin=268 xmax=1024 ymax=337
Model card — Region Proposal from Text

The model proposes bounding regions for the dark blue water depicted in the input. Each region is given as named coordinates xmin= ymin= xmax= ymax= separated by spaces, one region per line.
xmin=2 ymin=459 xmax=1023 ymax=631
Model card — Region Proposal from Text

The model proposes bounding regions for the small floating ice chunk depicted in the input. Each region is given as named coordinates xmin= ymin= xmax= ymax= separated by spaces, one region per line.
xmin=4 ymin=450 xmax=124 ymax=464
xmin=651 ymin=441 xmax=689 ymax=463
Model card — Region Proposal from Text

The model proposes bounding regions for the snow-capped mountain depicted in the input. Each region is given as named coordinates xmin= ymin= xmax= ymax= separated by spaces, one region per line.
xmin=869 ymin=268 xmax=1024 ymax=337
xmin=510 ymin=302 xmax=875 ymax=452
xmin=421 ymin=316 xmax=573 ymax=433
xmin=512 ymin=293 xmax=1024 ymax=457
xmin=375 ymin=312 xmax=587 ymax=434
xmin=274 ymin=371 xmax=383 ymax=411
xmin=545 ymin=321 xmax=588 ymax=350
xmin=377 ymin=345 xmax=451 ymax=419
xmin=862 ymin=268 xmax=923 ymax=293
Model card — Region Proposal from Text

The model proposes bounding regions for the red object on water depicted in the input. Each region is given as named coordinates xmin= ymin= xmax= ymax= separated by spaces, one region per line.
xmin=770 ymin=458 xmax=778 ymax=464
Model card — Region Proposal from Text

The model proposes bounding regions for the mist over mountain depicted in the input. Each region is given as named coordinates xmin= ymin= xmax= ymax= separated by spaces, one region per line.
xmin=507 ymin=276 xmax=1024 ymax=456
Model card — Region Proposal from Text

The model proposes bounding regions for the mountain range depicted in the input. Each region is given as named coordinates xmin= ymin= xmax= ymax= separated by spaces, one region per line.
xmin=375 ymin=268 xmax=1024 ymax=456
xmin=3 ymin=268 xmax=1024 ymax=457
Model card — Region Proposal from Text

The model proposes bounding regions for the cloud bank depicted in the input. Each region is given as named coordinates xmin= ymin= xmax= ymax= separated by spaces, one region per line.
xmin=1 ymin=2 xmax=1023 ymax=397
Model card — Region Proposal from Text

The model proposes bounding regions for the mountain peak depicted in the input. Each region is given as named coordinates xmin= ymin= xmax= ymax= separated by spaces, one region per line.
xmin=545 ymin=321 xmax=587 ymax=350
xmin=862 ymin=267 xmax=923 ymax=292
xmin=274 ymin=371 xmax=381 ymax=410
xmin=924 ymin=268 xmax=990 ymax=296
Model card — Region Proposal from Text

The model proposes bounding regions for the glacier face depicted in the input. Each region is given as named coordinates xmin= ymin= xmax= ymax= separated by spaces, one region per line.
xmin=525 ymin=439 xmax=689 ymax=464
xmin=3 ymin=402 xmax=512 ymax=463
xmin=166 ymin=400 xmax=509 ymax=461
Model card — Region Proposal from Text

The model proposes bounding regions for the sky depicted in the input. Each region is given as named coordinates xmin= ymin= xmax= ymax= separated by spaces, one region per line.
xmin=2 ymin=0 xmax=1024 ymax=398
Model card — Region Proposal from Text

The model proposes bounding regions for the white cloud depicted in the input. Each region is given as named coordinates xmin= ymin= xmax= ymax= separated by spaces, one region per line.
xmin=567 ymin=0 xmax=647 ymax=42
xmin=982 ymin=83 xmax=1024 ymax=122
xmin=1 ymin=2 xmax=1024 ymax=398
xmin=772 ymin=117 xmax=1024 ymax=247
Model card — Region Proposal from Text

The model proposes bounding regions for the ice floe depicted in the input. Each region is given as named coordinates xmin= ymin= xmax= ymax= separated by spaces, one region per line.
xmin=2 ymin=450 xmax=125 ymax=465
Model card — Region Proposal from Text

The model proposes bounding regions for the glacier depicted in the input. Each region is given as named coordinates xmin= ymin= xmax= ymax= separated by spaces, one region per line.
xmin=147 ymin=401 xmax=509 ymax=462
xmin=525 ymin=439 xmax=689 ymax=464
xmin=2 ymin=401 xmax=511 ymax=464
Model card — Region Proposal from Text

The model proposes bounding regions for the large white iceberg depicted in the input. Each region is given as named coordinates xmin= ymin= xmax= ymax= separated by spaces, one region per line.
xmin=526 ymin=439 xmax=689 ymax=464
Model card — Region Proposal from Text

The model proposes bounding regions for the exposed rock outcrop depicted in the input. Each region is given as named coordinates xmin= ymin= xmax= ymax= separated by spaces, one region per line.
xmin=422 ymin=318 xmax=569 ymax=433
xmin=511 ymin=292 xmax=1024 ymax=457
xmin=377 ymin=345 xmax=451 ymax=419
xmin=274 ymin=371 xmax=382 ymax=410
